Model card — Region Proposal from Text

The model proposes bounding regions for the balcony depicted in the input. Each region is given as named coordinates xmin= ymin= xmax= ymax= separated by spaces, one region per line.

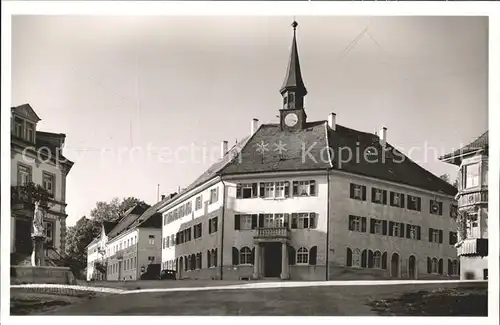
xmin=254 ymin=227 xmax=290 ymax=243
xmin=456 ymin=238 xmax=488 ymax=257
xmin=11 ymin=186 xmax=34 ymax=212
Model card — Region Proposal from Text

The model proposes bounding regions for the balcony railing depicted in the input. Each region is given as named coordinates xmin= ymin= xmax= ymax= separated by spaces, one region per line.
xmin=254 ymin=227 xmax=290 ymax=241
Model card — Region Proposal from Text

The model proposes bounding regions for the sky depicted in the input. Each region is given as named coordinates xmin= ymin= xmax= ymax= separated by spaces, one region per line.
xmin=11 ymin=16 xmax=488 ymax=226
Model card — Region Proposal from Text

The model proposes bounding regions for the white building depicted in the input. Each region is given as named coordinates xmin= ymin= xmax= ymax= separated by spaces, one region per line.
xmin=11 ymin=104 xmax=74 ymax=262
xmin=159 ymin=21 xmax=459 ymax=281
xmin=86 ymin=203 xmax=163 ymax=281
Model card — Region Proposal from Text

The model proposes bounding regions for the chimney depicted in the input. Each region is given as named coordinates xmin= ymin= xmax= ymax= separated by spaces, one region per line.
xmin=328 ymin=113 xmax=336 ymax=131
xmin=160 ymin=194 xmax=166 ymax=201
xmin=251 ymin=118 xmax=259 ymax=135
xmin=379 ymin=127 xmax=387 ymax=147
xmin=221 ymin=140 xmax=228 ymax=158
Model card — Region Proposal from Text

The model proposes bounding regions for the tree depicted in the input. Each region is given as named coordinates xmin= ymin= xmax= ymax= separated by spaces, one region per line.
xmin=64 ymin=197 xmax=149 ymax=269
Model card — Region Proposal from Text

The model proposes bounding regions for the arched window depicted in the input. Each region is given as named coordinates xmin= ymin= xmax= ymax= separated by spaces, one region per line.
xmin=352 ymin=249 xmax=361 ymax=267
xmin=240 ymin=247 xmax=252 ymax=265
xmin=191 ymin=254 xmax=196 ymax=270
xmin=185 ymin=256 xmax=190 ymax=271
xmin=373 ymin=251 xmax=382 ymax=269
xmin=196 ymin=253 xmax=202 ymax=269
xmin=211 ymin=249 xmax=217 ymax=267
xmin=431 ymin=257 xmax=439 ymax=273
xmin=450 ymin=259 xmax=459 ymax=276
xmin=296 ymin=247 xmax=309 ymax=264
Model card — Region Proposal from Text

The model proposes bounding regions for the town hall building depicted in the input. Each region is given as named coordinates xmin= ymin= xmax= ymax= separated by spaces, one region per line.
xmin=159 ymin=21 xmax=459 ymax=281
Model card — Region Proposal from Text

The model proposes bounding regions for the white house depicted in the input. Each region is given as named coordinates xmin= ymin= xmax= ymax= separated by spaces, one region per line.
xmin=158 ymin=21 xmax=459 ymax=281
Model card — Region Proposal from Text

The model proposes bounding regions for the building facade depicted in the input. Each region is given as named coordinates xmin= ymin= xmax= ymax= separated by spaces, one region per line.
xmin=10 ymin=104 xmax=74 ymax=260
xmin=440 ymin=131 xmax=488 ymax=280
xmin=86 ymin=204 xmax=163 ymax=281
xmin=159 ymin=21 xmax=459 ymax=281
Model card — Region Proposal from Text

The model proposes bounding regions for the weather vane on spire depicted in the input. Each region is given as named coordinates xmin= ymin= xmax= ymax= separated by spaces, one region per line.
xmin=292 ymin=18 xmax=298 ymax=30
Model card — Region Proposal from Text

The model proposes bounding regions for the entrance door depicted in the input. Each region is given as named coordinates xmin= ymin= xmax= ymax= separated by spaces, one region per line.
xmin=408 ymin=255 xmax=416 ymax=279
xmin=15 ymin=218 xmax=32 ymax=254
xmin=263 ymin=242 xmax=282 ymax=277
xmin=391 ymin=253 xmax=400 ymax=278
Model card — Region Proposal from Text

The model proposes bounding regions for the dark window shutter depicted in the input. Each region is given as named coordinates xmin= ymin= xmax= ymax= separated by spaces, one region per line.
xmin=383 ymin=190 xmax=387 ymax=205
xmin=439 ymin=202 xmax=443 ymax=215
xmin=309 ymin=213 xmax=316 ymax=229
xmin=209 ymin=220 xmax=212 ymax=234
xmin=251 ymin=183 xmax=258 ymax=198
xmin=251 ymin=247 xmax=255 ymax=265
xmin=258 ymin=214 xmax=264 ymax=228
xmin=362 ymin=186 xmax=367 ymax=200
xmin=382 ymin=252 xmax=387 ymax=269
xmin=427 ymin=257 xmax=431 ymax=273
xmin=284 ymin=181 xmax=290 ymax=197
xmin=309 ymin=180 xmax=316 ymax=196
xmin=251 ymin=214 xmax=258 ymax=229
xmin=346 ymin=248 xmax=352 ymax=266
xmin=438 ymin=259 xmax=443 ymax=274
xmin=406 ymin=224 xmax=411 ymax=239
xmin=390 ymin=192 xmax=395 ymax=206
xmin=439 ymin=230 xmax=443 ymax=243
xmin=400 ymin=194 xmax=405 ymax=208
xmin=389 ymin=221 xmax=394 ymax=236
xmin=429 ymin=228 xmax=433 ymax=242
xmin=236 ymin=184 xmax=242 ymax=198
xmin=214 ymin=249 xmax=218 ymax=267
xmin=303 ymin=216 xmax=309 ymax=229
xmin=361 ymin=217 xmax=367 ymax=232
xmin=309 ymin=246 xmax=317 ymax=265
xmin=349 ymin=183 xmax=355 ymax=198
xmin=399 ymin=223 xmax=405 ymax=237
xmin=207 ymin=250 xmax=211 ymax=268
xmin=429 ymin=200 xmax=434 ymax=214
xmin=371 ymin=188 xmax=376 ymax=203
xmin=284 ymin=213 xmax=290 ymax=228
xmin=417 ymin=198 xmax=421 ymax=211
xmin=417 ymin=226 xmax=421 ymax=240
xmin=234 ymin=215 xmax=240 ymax=230
xmin=361 ymin=250 xmax=367 ymax=268
xmin=259 ymin=183 xmax=265 ymax=198
xmin=368 ymin=250 xmax=374 ymax=268
xmin=370 ymin=218 xmax=375 ymax=234
xmin=232 ymin=247 xmax=239 ymax=265
xmin=291 ymin=213 xmax=298 ymax=229
xmin=448 ymin=259 xmax=452 ymax=275
xmin=449 ymin=232 xmax=452 ymax=245
xmin=288 ymin=246 xmax=296 ymax=265
xmin=348 ymin=215 xmax=354 ymax=231
xmin=293 ymin=181 xmax=299 ymax=196
xmin=382 ymin=220 xmax=388 ymax=235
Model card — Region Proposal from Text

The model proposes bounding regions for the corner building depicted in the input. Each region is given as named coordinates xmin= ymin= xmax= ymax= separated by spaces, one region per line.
xmin=160 ymin=22 xmax=459 ymax=281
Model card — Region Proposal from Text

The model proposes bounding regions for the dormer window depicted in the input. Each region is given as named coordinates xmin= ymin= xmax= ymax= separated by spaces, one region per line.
xmin=13 ymin=116 xmax=36 ymax=143
xmin=26 ymin=122 xmax=35 ymax=143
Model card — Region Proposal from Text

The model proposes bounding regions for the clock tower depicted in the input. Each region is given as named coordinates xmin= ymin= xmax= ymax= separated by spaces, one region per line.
xmin=280 ymin=20 xmax=308 ymax=131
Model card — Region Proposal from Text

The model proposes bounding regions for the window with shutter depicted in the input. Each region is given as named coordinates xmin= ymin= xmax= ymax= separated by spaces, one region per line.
xmin=346 ymin=248 xmax=352 ymax=267
xmin=234 ymin=215 xmax=241 ymax=230
xmin=368 ymin=250 xmax=374 ymax=268
xmin=361 ymin=250 xmax=367 ymax=268
xmin=284 ymin=181 xmax=290 ymax=197
xmin=251 ymin=214 xmax=258 ymax=229
xmin=309 ymin=180 xmax=316 ymax=196
xmin=427 ymin=257 xmax=431 ymax=273
xmin=309 ymin=246 xmax=317 ymax=265
xmin=288 ymin=246 xmax=296 ymax=265
xmin=292 ymin=181 xmax=299 ymax=196
xmin=361 ymin=217 xmax=367 ymax=232
xmin=232 ymin=247 xmax=239 ymax=265
xmin=382 ymin=252 xmax=387 ymax=269
xmin=291 ymin=213 xmax=298 ymax=229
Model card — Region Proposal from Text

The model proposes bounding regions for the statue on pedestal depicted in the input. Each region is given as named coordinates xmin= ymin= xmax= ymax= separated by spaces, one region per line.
xmin=31 ymin=201 xmax=46 ymax=267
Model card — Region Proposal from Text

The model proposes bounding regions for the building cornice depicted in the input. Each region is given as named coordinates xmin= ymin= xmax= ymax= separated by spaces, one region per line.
xmin=157 ymin=176 xmax=221 ymax=214
xmin=11 ymin=139 xmax=74 ymax=172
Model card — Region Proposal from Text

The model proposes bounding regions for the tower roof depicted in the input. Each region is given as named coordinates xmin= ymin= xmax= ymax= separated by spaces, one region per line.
xmin=280 ymin=20 xmax=307 ymax=96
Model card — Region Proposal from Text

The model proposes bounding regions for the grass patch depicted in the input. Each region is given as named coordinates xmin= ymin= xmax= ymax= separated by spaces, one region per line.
xmin=367 ymin=287 xmax=487 ymax=316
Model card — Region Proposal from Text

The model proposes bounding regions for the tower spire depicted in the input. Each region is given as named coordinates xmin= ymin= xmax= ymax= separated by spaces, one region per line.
xmin=280 ymin=20 xmax=307 ymax=110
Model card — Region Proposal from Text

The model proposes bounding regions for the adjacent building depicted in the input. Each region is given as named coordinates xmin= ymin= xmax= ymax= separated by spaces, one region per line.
xmin=440 ymin=131 xmax=488 ymax=280
xmin=86 ymin=203 xmax=163 ymax=281
xmin=159 ymin=21 xmax=459 ymax=281
xmin=10 ymin=104 xmax=74 ymax=260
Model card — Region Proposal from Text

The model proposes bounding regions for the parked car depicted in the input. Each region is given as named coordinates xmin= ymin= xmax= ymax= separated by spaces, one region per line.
xmin=159 ymin=269 xmax=176 ymax=280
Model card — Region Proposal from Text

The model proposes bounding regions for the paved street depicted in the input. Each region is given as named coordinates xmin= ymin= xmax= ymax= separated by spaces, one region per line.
xmin=38 ymin=281 xmax=487 ymax=316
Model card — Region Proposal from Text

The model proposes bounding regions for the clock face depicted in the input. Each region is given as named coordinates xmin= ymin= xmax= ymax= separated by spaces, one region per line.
xmin=284 ymin=113 xmax=298 ymax=127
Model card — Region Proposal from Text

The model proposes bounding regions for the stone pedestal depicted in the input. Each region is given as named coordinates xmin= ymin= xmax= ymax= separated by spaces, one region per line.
xmin=31 ymin=236 xmax=46 ymax=267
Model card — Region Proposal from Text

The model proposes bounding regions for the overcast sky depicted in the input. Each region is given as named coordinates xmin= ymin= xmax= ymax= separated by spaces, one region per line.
xmin=11 ymin=16 xmax=488 ymax=226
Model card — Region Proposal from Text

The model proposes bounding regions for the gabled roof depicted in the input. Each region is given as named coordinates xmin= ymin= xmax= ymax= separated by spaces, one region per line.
xmin=106 ymin=204 xmax=149 ymax=240
xmin=103 ymin=221 xmax=117 ymax=234
xmin=326 ymin=125 xmax=457 ymax=195
xmin=11 ymin=104 xmax=42 ymax=122
xmin=129 ymin=200 xmax=164 ymax=229
xmin=440 ymin=131 xmax=488 ymax=165
xmin=222 ymin=121 xmax=330 ymax=174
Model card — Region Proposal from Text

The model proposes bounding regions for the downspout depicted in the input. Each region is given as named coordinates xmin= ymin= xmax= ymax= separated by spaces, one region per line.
xmin=325 ymin=170 xmax=330 ymax=281
xmin=220 ymin=178 xmax=226 ymax=280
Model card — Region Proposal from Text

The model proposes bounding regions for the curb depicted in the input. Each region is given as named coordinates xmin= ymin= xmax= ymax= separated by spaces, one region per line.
xmin=11 ymin=284 xmax=126 ymax=295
